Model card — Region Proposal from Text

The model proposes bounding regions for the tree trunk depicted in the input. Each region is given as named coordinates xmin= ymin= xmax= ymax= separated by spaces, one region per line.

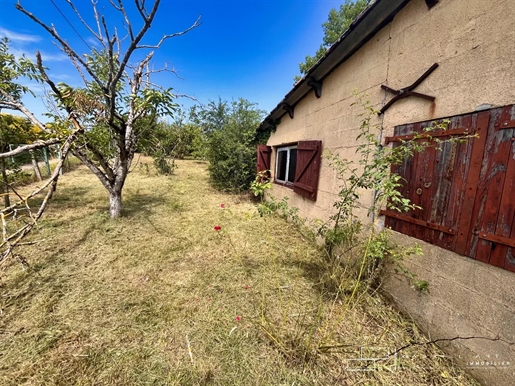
xmin=109 ymin=189 xmax=123 ymax=218
xmin=0 ymin=157 xmax=10 ymax=208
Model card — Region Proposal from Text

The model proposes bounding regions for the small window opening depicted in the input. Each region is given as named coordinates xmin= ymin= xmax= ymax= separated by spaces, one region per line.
xmin=275 ymin=146 xmax=297 ymax=184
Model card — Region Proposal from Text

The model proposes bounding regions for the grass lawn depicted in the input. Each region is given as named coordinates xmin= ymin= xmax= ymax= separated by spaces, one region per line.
xmin=0 ymin=157 xmax=478 ymax=385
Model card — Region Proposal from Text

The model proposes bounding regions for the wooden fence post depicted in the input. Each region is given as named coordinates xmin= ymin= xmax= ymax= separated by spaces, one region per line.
xmin=30 ymin=150 xmax=42 ymax=181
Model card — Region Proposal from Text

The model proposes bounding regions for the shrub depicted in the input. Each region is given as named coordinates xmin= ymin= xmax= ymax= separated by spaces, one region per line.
xmin=205 ymin=98 xmax=268 ymax=192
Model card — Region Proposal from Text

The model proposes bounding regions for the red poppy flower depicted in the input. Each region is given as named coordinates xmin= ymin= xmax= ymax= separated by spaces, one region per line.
xmin=214 ymin=225 xmax=221 ymax=231
xmin=220 ymin=203 xmax=226 ymax=208
xmin=244 ymin=285 xmax=249 ymax=290
xmin=236 ymin=316 xmax=241 ymax=322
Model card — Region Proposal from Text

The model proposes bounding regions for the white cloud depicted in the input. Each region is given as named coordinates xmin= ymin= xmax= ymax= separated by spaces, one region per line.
xmin=9 ymin=46 xmax=68 ymax=63
xmin=0 ymin=27 xmax=41 ymax=43
xmin=1 ymin=27 xmax=66 ymax=62
xmin=51 ymin=73 xmax=74 ymax=81
xmin=86 ymin=37 xmax=100 ymax=47
xmin=37 ymin=51 xmax=69 ymax=62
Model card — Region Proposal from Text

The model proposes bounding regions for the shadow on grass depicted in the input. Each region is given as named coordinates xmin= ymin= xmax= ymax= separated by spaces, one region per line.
xmin=49 ymin=185 xmax=178 ymax=219
xmin=239 ymin=254 xmax=263 ymax=278
xmin=51 ymin=186 xmax=97 ymax=209
xmin=123 ymin=192 xmax=173 ymax=217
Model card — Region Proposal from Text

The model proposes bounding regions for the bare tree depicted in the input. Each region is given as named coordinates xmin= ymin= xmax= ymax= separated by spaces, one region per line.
xmin=0 ymin=0 xmax=200 ymax=263
xmin=15 ymin=0 xmax=199 ymax=218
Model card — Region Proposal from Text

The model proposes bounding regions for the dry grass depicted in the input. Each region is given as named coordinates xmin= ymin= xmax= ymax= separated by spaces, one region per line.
xmin=0 ymin=157 xmax=479 ymax=385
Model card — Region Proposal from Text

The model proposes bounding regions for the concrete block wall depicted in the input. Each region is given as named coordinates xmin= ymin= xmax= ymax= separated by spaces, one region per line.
xmin=383 ymin=232 xmax=515 ymax=385
xmin=265 ymin=0 xmax=515 ymax=384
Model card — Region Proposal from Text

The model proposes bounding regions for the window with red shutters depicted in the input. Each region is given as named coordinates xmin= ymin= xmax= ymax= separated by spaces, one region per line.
xmin=293 ymin=140 xmax=322 ymax=201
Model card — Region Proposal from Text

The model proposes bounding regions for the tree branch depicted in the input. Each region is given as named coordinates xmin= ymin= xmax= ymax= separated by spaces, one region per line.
xmin=345 ymin=335 xmax=515 ymax=370
xmin=139 ymin=63 xmax=183 ymax=80
xmin=110 ymin=0 xmax=161 ymax=91
xmin=91 ymin=0 xmax=103 ymax=41
xmin=16 ymin=2 xmax=107 ymax=92
xmin=0 ymin=89 xmax=49 ymax=133
xmin=79 ymin=141 xmax=116 ymax=181
xmin=388 ymin=335 xmax=515 ymax=358
xmin=0 ymin=121 xmax=86 ymax=264
xmin=64 ymin=0 xmax=102 ymax=41
xmin=136 ymin=15 xmax=202 ymax=49
xmin=135 ymin=0 xmax=149 ymax=19
xmin=72 ymin=149 xmax=113 ymax=191
xmin=35 ymin=52 xmax=88 ymax=135
xmin=124 ymin=51 xmax=154 ymax=151
xmin=112 ymin=0 xmax=134 ymax=41
xmin=0 ymin=140 xmax=60 ymax=159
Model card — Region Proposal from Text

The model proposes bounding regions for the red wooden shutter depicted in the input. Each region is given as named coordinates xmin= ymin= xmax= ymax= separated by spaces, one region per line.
xmin=465 ymin=105 xmax=515 ymax=272
xmin=293 ymin=140 xmax=322 ymax=201
xmin=382 ymin=104 xmax=515 ymax=273
xmin=382 ymin=114 xmax=485 ymax=252
xmin=257 ymin=145 xmax=272 ymax=173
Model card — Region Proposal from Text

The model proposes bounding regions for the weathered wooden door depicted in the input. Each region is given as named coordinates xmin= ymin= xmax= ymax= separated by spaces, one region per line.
xmin=382 ymin=104 xmax=515 ymax=272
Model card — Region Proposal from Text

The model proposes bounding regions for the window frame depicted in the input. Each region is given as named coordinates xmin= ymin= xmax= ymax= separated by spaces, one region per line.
xmin=274 ymin=144 xmax=298 ymax=187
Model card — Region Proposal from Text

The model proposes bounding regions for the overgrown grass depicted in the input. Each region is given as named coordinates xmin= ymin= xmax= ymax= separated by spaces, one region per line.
xmin=0 ymin=157 xmax=478 ymax=385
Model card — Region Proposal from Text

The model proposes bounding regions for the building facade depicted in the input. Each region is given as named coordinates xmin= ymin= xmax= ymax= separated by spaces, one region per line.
xmin=258 ymin=0 xmax=515 ymax=384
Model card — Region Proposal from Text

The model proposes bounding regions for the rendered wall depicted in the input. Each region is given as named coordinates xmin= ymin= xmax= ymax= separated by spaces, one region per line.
xmin=265 ymin=0 xmax=515 ymax=384
xmin=383 ymin=233 xmax=515 ymax=386
xmin=267 ymin=0 xmax=515 ymax=223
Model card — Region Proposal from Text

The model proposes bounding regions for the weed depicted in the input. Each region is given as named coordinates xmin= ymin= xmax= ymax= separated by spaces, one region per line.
xmin=249 ymin=170 xmax=272 ymax=199
xmin=316 ymin=92 xmax=473 ymax=293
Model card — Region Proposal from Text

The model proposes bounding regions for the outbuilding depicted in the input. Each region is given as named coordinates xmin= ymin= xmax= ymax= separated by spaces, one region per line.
xmin=257 ymin=1 xmax=515 ymax=384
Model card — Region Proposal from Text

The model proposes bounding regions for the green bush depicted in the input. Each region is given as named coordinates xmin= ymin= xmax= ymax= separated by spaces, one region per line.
xmin=205 ymin=99 xmax=269 ymax=192
xmin=138 ymin=114 xmax=208 ymax=173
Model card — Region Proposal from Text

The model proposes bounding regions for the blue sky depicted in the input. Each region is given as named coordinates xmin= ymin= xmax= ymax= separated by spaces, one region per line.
xmin=0 ymin=0 xmax=343 ymax=121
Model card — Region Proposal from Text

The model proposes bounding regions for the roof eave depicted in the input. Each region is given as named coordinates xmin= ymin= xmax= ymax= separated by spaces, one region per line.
xmin=258 ymin=0 xmax=412 ymax=132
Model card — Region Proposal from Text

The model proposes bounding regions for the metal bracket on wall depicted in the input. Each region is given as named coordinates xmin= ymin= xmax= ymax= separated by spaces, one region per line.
xmin=425 ymin=0 xmax=439 ymax=9
xmin=281 ymin=103 xmax=295 ymax=119
xmin=379 ymin=63 xmax=439 ymax=115
xmin=307 ymin=77 xmax=323 ymax=98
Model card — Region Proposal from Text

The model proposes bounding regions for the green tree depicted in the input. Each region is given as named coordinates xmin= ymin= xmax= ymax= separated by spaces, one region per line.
xmin=0 ymin=113 xmax=44 ymax=155
xmin=139 ymin=118 xmax=207 ymax=174
xmin=295 ymin=0 xmax=371 ymax=82
xmin=137 ymin=106 xmax=208 ymax=172
xmin=189 ymin=98 xmax=229 ymax=136
xmin=0 ymin=1 xmax=201 ymax=264
xmin=0 ymin=38 xmax=47 ymax=207
xmin=203 ymin=99 xmax=268 ymax=192
xmin=0 ymin=38 xmax=41 ymax=111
